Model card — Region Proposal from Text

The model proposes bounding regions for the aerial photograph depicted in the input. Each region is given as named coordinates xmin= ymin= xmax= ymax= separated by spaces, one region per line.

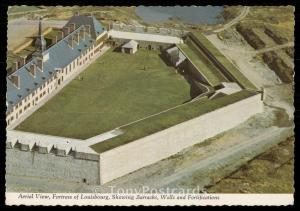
xmin=5 ymin=5 xmax=294 ymax=203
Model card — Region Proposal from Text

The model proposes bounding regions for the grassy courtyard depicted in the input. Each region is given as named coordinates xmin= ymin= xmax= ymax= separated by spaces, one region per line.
xmin=16 ymin=49 xmax=190 ymax=139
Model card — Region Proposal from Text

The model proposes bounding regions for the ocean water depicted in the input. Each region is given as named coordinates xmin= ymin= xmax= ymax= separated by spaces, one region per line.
xmin=135 ymin=6 xmax=224 ymax=25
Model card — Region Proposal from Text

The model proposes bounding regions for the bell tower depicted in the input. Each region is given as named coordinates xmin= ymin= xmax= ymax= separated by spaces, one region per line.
xmin=34 ymin=17 xmax=46 ymax=52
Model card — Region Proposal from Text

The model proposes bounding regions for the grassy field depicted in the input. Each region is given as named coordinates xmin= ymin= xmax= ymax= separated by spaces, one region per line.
xmin=178 ymin=43 xmax=228 ymax=87
xmin=16 ymin=49 xmax=190 ymax=139
xmin=208 ymin=136 xmax=294 ymax=193
xmin=8 ymin=6 xmax=42 ymax=14
xmin=91 ymin=90 xmax=257 ymax=153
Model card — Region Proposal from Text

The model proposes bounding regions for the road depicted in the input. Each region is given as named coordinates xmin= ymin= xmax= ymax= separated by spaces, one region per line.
xmin=213 ymin=6 xmax=250 ymax=33
xmin=154 ymin=127 xmax=292 ymax=188
xmin=250 ymin=42 xmax=294 ymax=54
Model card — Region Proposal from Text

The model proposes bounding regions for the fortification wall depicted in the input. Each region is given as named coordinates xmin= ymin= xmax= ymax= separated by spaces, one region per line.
xmin=111 ymin=38 xmax=173 ymax=51
xmin=111 ymin=23 xmax=188 ymax=38
xmin=6 ymin=148 xmax=100 ymax=185
xmin=99 ymin=93 xmax=263 ymax=184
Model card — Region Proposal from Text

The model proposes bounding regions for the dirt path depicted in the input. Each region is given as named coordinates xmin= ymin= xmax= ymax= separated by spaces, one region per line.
xmin=213 ymin=6 xmax=250 ymax=33
xmin=251 ymin=42 xmax=294 ymax=55
xmin=205 ymin=32 xmax=281 ymax=88
xmin=150 ymin=127 xmax=291 ymax=189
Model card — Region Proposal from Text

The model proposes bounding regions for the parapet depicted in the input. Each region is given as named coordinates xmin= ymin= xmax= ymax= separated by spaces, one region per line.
xmin=6 ymin=130 xmax=99 ymax=161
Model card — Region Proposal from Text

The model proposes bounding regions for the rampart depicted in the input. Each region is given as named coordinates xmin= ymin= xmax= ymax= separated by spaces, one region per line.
xmin=98 ymin=93 xmax=263 ymax=184
xmin=6 ymin=131 xmax=100 ymax=185
xmin=6 ymin=93 xmax=263 ymax=185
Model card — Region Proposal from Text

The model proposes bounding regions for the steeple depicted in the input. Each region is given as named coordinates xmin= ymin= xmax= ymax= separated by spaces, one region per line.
xmin=34 ymin=17 xmax=46 ymax=52
xmin=38 ymin=16 xmax=42 ymax=36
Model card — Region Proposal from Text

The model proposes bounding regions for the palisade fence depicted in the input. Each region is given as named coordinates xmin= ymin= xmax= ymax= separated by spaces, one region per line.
xmin=111 ymin=23 xmax=189 ymax=38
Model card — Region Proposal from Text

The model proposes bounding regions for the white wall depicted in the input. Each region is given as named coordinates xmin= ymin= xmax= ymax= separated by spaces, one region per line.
xmin=99 ymin=94 xmax=263 ymax=184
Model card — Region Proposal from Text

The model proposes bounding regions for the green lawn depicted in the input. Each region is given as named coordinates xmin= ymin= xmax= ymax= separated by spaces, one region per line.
xmin=178 ymin=43 xmax=228 ymax=87
xmin=91 ymin=89 xmax=257 ymax=153
xmin=192 ymin=32 xmax=257 ymax=90
xmin=16 ymin=49 xmax=190 ymax=139
xmin=8 ymin=6 xmax=41 ymax=14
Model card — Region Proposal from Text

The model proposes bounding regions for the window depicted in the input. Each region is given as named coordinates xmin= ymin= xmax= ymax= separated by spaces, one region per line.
xmin=11 ymin=116 xmax=14 ymax=121
xmin=19 ymin=109 xmax=22 ymax=114
xmin=36 ymin=97 xmax=38 ymax=101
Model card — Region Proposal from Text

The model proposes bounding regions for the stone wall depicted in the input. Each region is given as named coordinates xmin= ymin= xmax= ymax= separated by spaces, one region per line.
xmin=6 ymin=148 xmax=100 ymax=185
xmin=99 ymin=93 xmax=263 ymax=184
xmin=112 ymin=23 xmax=188 ymax=38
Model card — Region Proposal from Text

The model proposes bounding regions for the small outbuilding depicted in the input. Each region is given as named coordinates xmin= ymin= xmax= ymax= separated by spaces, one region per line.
xmin=121 ymin=40 xmax=138 ymax=54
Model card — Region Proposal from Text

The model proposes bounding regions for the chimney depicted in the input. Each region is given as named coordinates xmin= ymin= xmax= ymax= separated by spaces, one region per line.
xmin=29 ymin=64 xmax=36 ymax=77
xmin=76 ymin=32 xmax=80 ymax=44
xmin=59 ymin=31 xmax=64 ymax=40
xmin=37 ymin=58 xmax=43 ymax=72
xmin=20 ymin=56 xmax=27 ymax=66
xmin=68 ymin=36 xmax=74 ymax=48
xmin=84 ymin=25 xmax=91 ymax=36
xmin=55 ymin=35 xmax=58 ymax=44
xmin=13 ymin=61 xmax=18 ymax=71
xmin=52 ymin=36 xmax=57 ymax=45
xmin=63 ymin=27 xmax=70 ymax=36
xmin=10 ymin=75 xmax=20 ymax=89
xmin=69 ymin=23 xmax=76 ymax=32
xmin=80 ymin=27 xmax=86 ymax=40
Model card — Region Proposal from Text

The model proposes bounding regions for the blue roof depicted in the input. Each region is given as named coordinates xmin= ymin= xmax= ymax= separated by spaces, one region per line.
xmin=7 ymin=15 xmax=106 ymax=112
xmin=65 ymin=15 xmax=106 ymax=39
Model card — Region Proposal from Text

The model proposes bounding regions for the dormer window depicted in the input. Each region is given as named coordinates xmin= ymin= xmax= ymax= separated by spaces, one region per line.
xmin=10 ymin=75 xmax=20 ymax=89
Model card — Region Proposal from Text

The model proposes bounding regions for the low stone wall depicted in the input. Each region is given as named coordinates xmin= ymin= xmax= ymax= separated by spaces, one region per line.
xmin=112 ymin=23 xmax=188 ymax=38
xmin=99 ymin=93 xmax=263 ymax=184
xmin=6 ymin=148 xmax=100 ymax=185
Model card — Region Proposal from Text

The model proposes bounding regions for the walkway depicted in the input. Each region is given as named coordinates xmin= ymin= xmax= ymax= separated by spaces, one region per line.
xmin=213 ymin=6 xmax=250 ymax=33
xmin=250 ymin=42 xmax=294 ymax=55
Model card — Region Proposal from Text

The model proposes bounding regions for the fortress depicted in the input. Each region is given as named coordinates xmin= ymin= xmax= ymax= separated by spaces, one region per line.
xmin=6 ymin=13 xmax=264 ymax=185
